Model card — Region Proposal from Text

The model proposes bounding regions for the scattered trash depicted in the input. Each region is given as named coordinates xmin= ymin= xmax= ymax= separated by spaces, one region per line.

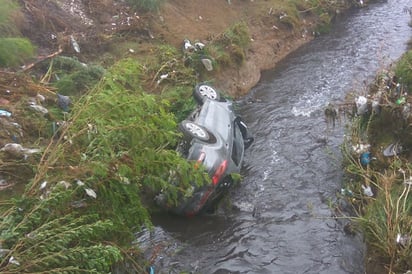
xmin=0 ymin=143 xmax=41 ymax=158
xmin=396 ymin=233 xmax=410 ymax=247
xmin=156 ymin=73 xmax=169 ymax=85
xmin=9 ymin=256 xmax=20 ymax=266
xmin=183 ymin=39 xmax=207 ymax=54
xmin=183 ymin=39 xmax=195 ymax=52
xmin=360 ymin=151 xmax=371 ymax=166
xmin=352 ymin=143 xmax=370 ymax=154
xmin=85 ymin=188 xmax=97 ymax=199
xmin=340 ymin=188 xmax=354 ymax=197
xmin=396 ymin=96 xmax=406 ymax=105
xmin=0 ymin=110 xmax=11 ymax=117
xmin=201 ymin=58 xmax=213 ymax=71
xmin=39 ymin=181 xmax=48 ymax=190
xmin=361 ymin=184 xmax=374 ymax=197
xmin=57 ymin=93 xmax=71 ymax=111
xmin=56 ymin=180 xmax=72 ymax=190
xmin=355 ymin=96 xmax=368 ymax=115
xmin=29 ymin=103 xmax=49 ymax=114
xmin=194 ymin=42 xmax=205 ymax=50
xmin=383 ymin=142 xmax=402 ymax=157
xmin=70 ymin=35 xmax=81 ymax=53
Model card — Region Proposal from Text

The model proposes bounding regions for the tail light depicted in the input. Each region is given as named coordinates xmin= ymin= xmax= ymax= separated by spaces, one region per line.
xmin=212 ymin=160 xmax=228 ymax=185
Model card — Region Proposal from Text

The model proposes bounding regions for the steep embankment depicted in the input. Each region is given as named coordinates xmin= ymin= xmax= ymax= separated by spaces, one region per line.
xmin=151 ymin=0 xmax=317 ymax=96
xmin=17 ymin=0 xmax=358 ymax=97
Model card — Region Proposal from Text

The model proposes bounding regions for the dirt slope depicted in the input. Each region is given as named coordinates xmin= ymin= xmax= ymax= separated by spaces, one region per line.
xmin=18 ymin=0 xmax=317 ymax=97
xmin=152 ymin=0 xmax=315 ymax=95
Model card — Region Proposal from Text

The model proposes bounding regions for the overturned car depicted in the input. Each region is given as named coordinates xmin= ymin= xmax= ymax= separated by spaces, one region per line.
xmin=156 ymin=83 xmax=254 ymax=216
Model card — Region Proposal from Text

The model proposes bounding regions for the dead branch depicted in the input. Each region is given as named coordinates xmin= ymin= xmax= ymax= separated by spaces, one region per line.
xmin=20 ymin=46 xmax=63 ymax=72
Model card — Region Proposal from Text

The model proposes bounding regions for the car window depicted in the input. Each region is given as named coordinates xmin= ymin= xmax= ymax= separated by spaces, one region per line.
xmin=231 ymin=123 xmax=243 ymax=165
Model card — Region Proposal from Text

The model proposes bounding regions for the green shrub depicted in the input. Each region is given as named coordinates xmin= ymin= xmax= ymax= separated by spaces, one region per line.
xmin=395 ymin=50 xmax=412 ymax=92
xmin=144 ymin=44 xmax=198 ymax=89
xmin=160 ymin=85 xmax=197 ymax=121
xmin=211 ymin=21 xmax=250 ymax=68
xmin=207 ymin=44 xmax=231 ymax=68
xmin=0 ymin=37 xmax=36 ymax=67
xmin=0 ymin=57 xmax=209 ymax=273
xmin=41 ymin=56 xmax=105 ymax=96
xmin=221 ymin=21 xmax=250 ymax=50
xmin=126 ymin=0 xmax=164 ymax=12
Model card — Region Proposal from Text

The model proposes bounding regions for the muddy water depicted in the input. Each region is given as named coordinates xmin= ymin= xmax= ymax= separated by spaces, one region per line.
xmin=138 ymin=1 xmax=411 ymax=273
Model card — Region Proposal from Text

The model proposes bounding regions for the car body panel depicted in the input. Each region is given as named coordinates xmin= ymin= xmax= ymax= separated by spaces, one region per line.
xmin=156 ymin=86 xmax=253 ymax=216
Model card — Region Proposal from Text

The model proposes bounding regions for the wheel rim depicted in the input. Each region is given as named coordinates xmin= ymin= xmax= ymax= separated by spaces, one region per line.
xmin=198 ymin=85 xmax=218 ymax=100
xmin=185 ymin=122 xmax=207 ymax=139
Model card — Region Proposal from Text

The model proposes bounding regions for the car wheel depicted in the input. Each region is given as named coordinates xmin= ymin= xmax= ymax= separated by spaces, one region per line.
xmin=194 ymin=83 xmax=221 ymax=104
xmin=179 ymin=120 xmax=211 ymax=142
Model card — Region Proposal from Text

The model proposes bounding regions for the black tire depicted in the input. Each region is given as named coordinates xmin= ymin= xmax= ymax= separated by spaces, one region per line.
xmin=179 ymin=120 xmax=211 ymax=142
xmin=193 ymin=83 xmax=221 ymax=104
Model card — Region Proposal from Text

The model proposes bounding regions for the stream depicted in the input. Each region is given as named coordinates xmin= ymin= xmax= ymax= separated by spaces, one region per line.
xmin=137 ymin=1 xmax=412 ymax=273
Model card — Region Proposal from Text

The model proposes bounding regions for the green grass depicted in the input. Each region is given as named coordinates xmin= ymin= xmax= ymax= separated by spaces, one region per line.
xmin=0 ymin=0 xmax=20 ymax=36
xmin=0 ymin=37 xmax=36 ymax=67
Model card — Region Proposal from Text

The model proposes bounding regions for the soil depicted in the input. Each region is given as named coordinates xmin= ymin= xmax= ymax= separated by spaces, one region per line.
xmin=17 ymin=0 xmax=317 ymax=97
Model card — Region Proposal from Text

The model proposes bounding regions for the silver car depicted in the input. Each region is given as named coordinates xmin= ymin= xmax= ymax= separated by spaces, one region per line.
xmin=157 ymin=83 xmax=253 ymax=216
